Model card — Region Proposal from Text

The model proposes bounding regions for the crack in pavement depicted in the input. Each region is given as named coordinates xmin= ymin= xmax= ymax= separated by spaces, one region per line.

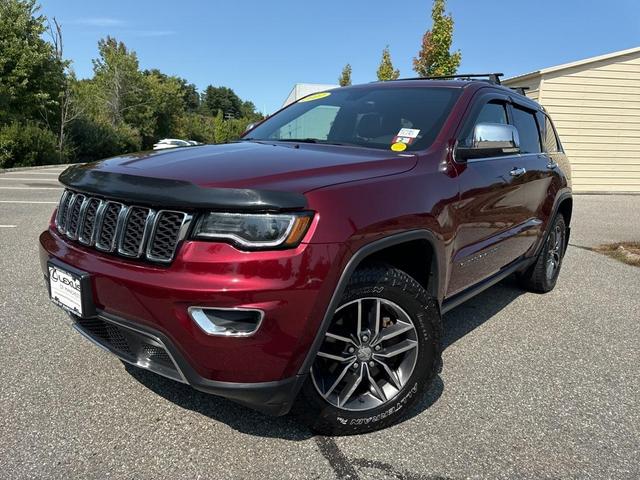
xmin=315 ymin=436 xmax=449 ymax=480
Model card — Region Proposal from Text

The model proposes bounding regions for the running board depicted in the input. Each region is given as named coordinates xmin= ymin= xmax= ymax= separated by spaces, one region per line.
xmin=440 ymin=257 xmax=533 ymax=314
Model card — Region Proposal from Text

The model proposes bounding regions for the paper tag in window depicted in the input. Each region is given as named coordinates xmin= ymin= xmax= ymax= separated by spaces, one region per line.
xmin=396 ymin=128 xmax=420 ymax=138
xmin=392 ymin=136 xmax=414 ymax=145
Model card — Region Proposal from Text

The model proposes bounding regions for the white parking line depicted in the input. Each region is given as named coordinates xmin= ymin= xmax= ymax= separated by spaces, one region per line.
xmin=2 ymin=172 xmax=62 ymax=176
xmin=0 ymin=187 xmax=62 ymax=190
xmin=0 ymin=178 xmax=61 ymax=182
xmin=0 ymin=225 xmax=17 ymax=228
xmin=0 ymin=200 xmax=58 ymax=204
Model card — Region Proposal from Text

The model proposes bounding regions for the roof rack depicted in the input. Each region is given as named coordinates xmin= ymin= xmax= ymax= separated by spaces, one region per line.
xmin=509 ymin=86 xmax=530 ymax=96
xmin=391 ymin=73 xmax=504 ymax=85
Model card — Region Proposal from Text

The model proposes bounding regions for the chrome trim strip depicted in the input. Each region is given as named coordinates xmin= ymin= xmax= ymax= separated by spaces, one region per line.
xmin=71 ymin=313 xmax=187 ymax=384
xmin=188 ymin=306 xmax=265 ymax=337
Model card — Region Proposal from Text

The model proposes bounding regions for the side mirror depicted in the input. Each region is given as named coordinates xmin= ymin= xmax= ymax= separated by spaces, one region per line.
xmin=456 ymin=123 xmax=520 ymax=161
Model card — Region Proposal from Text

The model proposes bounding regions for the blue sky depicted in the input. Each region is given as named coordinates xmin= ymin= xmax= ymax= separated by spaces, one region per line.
xmin=40 ymin=0 xmax=640 ymax=114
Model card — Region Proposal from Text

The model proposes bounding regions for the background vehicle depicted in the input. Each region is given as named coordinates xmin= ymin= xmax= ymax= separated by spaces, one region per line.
xmin=152 ymin=138 xmax=199 ymax=150
xmin=41 ymin=74 xmax=572 ymax=435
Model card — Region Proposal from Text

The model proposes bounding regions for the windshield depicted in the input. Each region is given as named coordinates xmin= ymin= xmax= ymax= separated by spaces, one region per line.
xmin=244 ymin=86 xmax=461 ymax=152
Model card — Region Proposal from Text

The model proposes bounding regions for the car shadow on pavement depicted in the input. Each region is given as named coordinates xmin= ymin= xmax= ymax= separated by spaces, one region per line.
xmin=441 ymin=275 xmax=524 ymax=350
xmin=124 ymin=276 xmax=523 ymax=439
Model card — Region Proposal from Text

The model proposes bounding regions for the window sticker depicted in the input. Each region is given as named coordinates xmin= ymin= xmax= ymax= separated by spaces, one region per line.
xmin=299 ymin=92 xmax=331 ymax=102
xmin=397 ymin=128 xmax=420 ymax=138
xmin=391 ymin=142 xmax=407 ymax=152
xmin=392 ymin=136 xmax=414 ymax=145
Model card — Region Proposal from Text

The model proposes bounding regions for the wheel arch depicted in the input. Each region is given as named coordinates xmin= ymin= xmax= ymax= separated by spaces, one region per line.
xmin=297 ymin=229 xmax=445 ymax=376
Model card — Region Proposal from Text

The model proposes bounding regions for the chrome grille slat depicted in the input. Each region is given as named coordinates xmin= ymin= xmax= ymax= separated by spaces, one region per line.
xmin=95 ymin=201 xmax=124 ymax=252
xmin=146 ymin=210 xmax=190 ymax=263
xmin=55 ymin=189 xmax=189 ymax=264
xmin=78 ymin=198 xmax=101 ymax=245
xmin=118 ymin=206 xmax=152 ymax=257
xmin=65 ymin=194 xmax=85 ymax=240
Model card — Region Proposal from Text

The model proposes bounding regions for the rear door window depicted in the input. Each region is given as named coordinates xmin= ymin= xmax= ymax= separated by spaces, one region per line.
xmin=511 ymin=106 xmax=541 ymax=154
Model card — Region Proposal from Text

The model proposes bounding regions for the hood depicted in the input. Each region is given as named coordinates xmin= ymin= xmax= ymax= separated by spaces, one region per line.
xmin=59 ymin=142 xmax=417 ymax=211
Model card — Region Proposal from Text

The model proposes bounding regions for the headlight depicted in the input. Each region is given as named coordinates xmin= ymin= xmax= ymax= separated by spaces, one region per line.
xmin=193 ymin=212 xmax=313 ymax=249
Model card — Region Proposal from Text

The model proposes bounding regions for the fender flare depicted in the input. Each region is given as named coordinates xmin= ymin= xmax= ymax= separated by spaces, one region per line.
xmin=534 ymin=190 xmax=573 ymax=258
xmin=296 ymin=229 xmax=445 ymax=377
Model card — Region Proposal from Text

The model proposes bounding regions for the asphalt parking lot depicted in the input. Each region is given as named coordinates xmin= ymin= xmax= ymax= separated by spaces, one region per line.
xmin=1 ymin=166 xmax=638 ymax=479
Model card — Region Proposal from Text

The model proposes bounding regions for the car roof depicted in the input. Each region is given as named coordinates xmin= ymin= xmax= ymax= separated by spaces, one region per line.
xmin=331 ymin=79 xmax=541 ymax=110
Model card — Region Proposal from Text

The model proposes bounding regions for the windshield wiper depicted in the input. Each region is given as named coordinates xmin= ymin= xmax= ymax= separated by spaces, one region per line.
xmin=274 ymin=138 xmax=321 ymax=143
xmin=274 ymin=138 xmax=358 ymax=147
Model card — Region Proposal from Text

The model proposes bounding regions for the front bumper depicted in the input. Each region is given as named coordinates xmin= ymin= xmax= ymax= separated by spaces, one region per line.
xmin=40 ymin=227 xmax=347 ymax=415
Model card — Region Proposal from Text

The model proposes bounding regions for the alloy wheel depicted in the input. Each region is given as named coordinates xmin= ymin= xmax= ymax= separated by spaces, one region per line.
xmin=546 ymin=224 xmax=564 ymax=279
xmin=311 ymin=297 xmax=419 ymax=411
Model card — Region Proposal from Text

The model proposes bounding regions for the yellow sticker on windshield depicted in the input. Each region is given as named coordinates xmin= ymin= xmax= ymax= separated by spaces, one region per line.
xmin=299 ymin=92 xmax=331 ymax=102
xmin=391 ymin=142 xmax=407 ymax=152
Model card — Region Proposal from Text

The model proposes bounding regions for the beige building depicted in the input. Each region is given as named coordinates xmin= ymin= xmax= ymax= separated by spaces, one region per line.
xmin=504 ymin=46 xmax=640 ymax=193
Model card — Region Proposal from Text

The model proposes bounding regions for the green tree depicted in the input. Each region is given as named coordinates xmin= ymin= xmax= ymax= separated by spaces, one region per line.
xmin=179 ymin=80 xmax=200 ymax=112
xmin=141 ymin=69 xmax=187 ymax=142
xmin=413 ymin=0 xmax=461 ymax=77
xmin=376 ymin=46 xmax=400 ymax=81
xmin=202 ymin=86 xmax=242 ymax=119
xmin=0 ymin=0 xmax=64 ymax=125
xmin=240 ymin=100 xmax=263 ymax=122
xmin=92 ymin=36 xmax=146 ymax=126
xmin=338 ymin=64 xmax=352 ymax=86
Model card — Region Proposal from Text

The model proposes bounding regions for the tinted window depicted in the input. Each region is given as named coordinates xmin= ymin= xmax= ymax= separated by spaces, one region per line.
xmin=476 ymin=101 xmax=508 ymax=125
xmin=512 ymin=106 xmax=541 ymax=154
xmin=244 ymin=87 xmax=461 ymax=151
xmin=460 ymin=101 xmax=508 ymax=148
xmin=536 ymin=112 xmax=561 ymax=153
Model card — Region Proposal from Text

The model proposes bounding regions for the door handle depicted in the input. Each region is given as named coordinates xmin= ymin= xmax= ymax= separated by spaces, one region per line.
xmin=539 ymin=154 xmax=557 ymax=169
xmin=510 ymin=167 xmax=526 ymax=177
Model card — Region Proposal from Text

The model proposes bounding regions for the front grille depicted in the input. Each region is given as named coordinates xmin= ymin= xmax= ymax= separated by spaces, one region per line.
xmin=56 ymin=189 xmax=190 ymax=263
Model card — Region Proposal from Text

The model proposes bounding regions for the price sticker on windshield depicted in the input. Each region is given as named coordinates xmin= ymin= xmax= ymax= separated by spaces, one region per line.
xmin=396 ymin=128 xmax=420 ymax=138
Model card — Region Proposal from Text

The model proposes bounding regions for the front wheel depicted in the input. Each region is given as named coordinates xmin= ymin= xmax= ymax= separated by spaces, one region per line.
xmin=296 ymin=265 xmax=443 ymax=435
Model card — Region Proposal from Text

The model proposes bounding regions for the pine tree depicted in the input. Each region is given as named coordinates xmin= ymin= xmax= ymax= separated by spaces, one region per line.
xmin=376 ymin=46 xmax=400 ymax=81
xmin=413 ymin=0 xmax=461 ymax=77
xmin=338 ymin=64 xmax=352 ymax=87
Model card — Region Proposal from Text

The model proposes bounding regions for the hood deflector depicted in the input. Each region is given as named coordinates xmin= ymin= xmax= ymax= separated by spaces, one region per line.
xmin=59 ymin=165 xmax=308 ymax=212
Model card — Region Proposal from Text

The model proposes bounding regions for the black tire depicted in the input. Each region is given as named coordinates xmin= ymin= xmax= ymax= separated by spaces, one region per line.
xmin=518 ymin=214 xmax=567 ymax=293
xmin=295 ymin=265 xmax=443 ymax=435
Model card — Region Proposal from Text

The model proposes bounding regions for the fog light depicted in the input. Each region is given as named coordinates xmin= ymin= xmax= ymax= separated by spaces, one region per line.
xmin=188 ymin=307 xmax=263 ymax=337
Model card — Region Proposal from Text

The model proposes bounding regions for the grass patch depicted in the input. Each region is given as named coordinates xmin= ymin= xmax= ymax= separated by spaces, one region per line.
xmin=594 ymin=242 xmax=640 ymax=267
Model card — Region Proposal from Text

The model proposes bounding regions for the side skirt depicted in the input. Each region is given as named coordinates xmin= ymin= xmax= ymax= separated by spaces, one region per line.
xmin=440 ymin=256 xmax=534 ymax=314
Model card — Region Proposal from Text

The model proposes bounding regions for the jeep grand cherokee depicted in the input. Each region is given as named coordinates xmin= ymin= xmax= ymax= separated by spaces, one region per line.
xmin=41 ymin=74 xmax=572 ymax=435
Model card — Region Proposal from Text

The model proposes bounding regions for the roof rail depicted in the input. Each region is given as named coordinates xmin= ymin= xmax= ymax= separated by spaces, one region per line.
xmin=390 ymin=73 xmax=504 ymax=85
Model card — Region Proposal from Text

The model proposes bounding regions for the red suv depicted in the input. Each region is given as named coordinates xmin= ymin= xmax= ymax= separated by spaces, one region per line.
xmin=40 ymin=75 xmax=572 ymax=435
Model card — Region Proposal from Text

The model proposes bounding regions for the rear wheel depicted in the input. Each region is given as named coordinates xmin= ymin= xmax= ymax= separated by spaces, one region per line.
xmin=518 ymin=214 xmax=567 ymax=293
xmin=296 ymin=265 xmax=442 ymax=435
